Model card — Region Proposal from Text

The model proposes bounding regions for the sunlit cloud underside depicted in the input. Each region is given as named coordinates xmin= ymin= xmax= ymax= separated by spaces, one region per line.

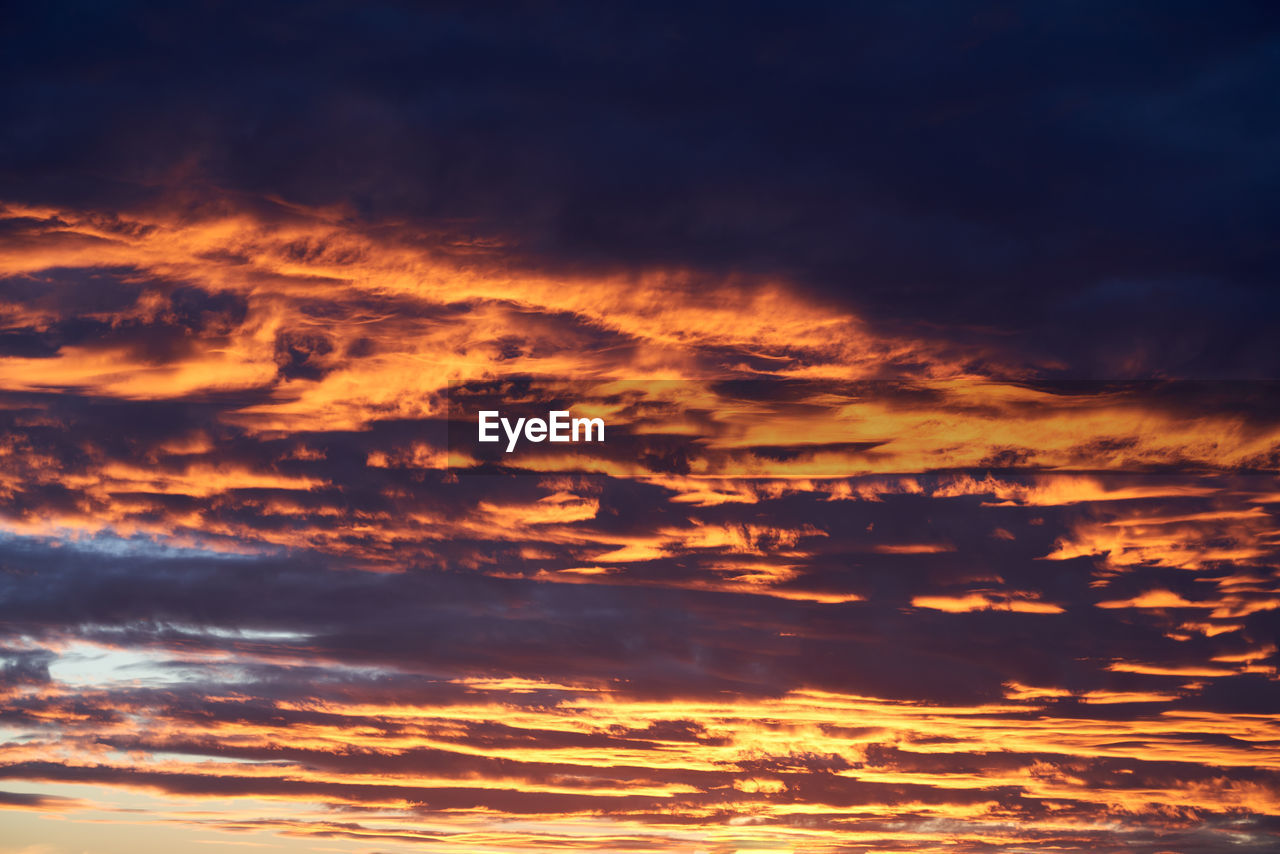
xmin=1 ymin=200 xmax=1278 ymax=854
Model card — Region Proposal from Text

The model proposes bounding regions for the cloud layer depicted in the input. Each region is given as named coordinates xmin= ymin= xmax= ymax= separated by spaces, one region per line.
xmin=2 ymin=4 xmax=1279 ymax=853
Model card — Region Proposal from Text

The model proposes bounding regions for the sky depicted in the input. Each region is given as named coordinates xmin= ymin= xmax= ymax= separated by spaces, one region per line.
xmin=1 ymin=3 xmax=1279 ymax=853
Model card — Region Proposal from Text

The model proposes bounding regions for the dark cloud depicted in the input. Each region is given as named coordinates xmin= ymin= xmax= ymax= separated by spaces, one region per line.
xmin=0 ymin=268 xmax=250 ymax=364
xmin=3 ymin=2 xmax=1278 ymax=376
xmin=0 ymin=789 xmax=79 ymax=809
xmin=0 ymin=648 xmax=54 ymax=686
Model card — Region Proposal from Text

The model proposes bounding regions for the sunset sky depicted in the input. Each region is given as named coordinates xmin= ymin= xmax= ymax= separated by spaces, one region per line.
xmin=2 ymin=3 xmax=1280 ymax=853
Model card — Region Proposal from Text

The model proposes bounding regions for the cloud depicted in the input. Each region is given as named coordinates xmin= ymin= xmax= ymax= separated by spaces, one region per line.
xmin=0 ymin=4 xmax=1278 ymax=851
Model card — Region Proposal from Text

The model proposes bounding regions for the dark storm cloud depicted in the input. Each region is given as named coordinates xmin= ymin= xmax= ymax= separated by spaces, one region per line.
xmin=3 ymin=1 xmax=1278 ymax=376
